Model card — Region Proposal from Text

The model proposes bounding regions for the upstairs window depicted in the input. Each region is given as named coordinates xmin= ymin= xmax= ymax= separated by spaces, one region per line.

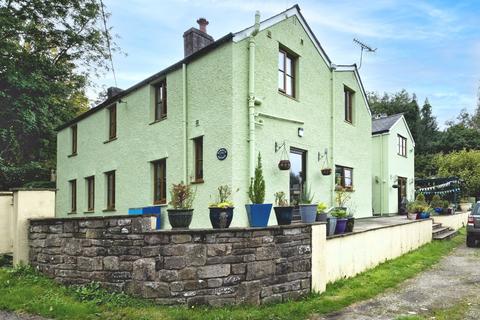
xmin=278 ymin=49 xmax=296 ymax=97
xmin=108 ymin=104 xmax=117 ymax=140
xmin=105 ymin=171 xmax=115 ymax=210
xmin=153 ymin=159 xmax=167 ymax=204
xmin=154 ymin=80 xmax=167 ymax=120
xmin=86 ymin=176 xmax=95 ymax=212
xmin=398 ymin=134 xmax=407 ymax=157
xmin=71 ymin=125 xmax=77 ymax=155
xmin=69 ymin=180 xmax=77 ymax=213
xmin=335 ymin=165 xmax=353 ymax=189
xmin=194 ymin=136 xmax=204 ymax=182
xmin=344 ymin=86 xmax=354 ymax=123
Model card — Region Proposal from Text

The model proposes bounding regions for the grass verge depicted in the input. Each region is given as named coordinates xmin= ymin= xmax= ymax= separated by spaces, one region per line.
xmin=0 ymin=229 xmax=465 ymax=320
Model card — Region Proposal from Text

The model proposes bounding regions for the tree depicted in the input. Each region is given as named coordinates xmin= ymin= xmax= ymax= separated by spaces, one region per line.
xmin=0 ymin=0 xmax=119 ymax=189
xmin=416 ymin=98 xmax=439 ymax=154
xmin=435 ymin=150 xmax=480 ymax=198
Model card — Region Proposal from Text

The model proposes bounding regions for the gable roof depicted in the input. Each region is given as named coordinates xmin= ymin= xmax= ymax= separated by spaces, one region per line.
xmin=372 ymin=113 xmax=416 ymax=146
xmin=57 ymin=4 xmax=371 ymax=131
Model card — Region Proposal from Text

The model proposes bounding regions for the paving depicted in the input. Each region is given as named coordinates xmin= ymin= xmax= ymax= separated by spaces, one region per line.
xmin=312 ymin=244 xmax=480 ymax=320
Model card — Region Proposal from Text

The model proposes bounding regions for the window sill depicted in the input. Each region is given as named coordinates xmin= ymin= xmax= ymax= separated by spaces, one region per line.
xmin=67 ymin=211 xmax=77 ymax=215
xmin=103 ymin=137 xmax=117 ymax=144
xmin=278 ymin=91 xmax=298 ymax=102
xmin=344 ymin=120 xmax=354 ymax=126
xmin=84 ymin=211 xmax=95 ymax=214
xmin=68 ymin=153 xmax=77 ymax=158
xmin=191 ymin=179 xmax=204 ymax=185
xmin=397 ymin=154 xmax=408 ymax=158
xmin=103 ymin=208 xmax=116 ymax=212
xmin=153 ymin=202 xmax=168 ymax=206
xmin=149 ymin=117 xmax=167 ymax=125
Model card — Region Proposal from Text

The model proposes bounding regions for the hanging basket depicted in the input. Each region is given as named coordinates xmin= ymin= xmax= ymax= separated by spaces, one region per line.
xmin=278 ymin=160 xmax=291 ymax=171
xmin=321 ymin=168 xmax=332 ymax=176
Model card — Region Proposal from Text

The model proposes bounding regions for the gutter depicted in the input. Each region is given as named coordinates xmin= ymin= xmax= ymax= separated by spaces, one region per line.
xmin=182 ymin=63 xmax=188 ymax=182
xmin=248 ymin=11 xmax=260 ymax=178
xmin=330 ymin=64 xmax=336 ymax=205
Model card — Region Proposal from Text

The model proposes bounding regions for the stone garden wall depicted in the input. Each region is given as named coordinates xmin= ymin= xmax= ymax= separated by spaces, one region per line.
xmin=29 ymin=215 xmax=313 ymax=306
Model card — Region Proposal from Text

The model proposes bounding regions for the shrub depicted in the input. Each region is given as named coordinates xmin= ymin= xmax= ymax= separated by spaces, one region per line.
xmin=274 ymin=191 xmax=289 ymax=207
xmin=169 ymin=182 xmax=195 ymax=209
xmin=248 ymin=153 xmax=266 ymax=204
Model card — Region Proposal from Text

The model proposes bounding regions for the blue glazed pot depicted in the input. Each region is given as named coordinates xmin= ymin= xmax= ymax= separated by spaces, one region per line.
xmin=299 ymin=204 xmax=317 ymax=223
xmin=245 ymin=204 xmax=272 ymax=227
xmin=327 ymin=217 xmax=337 ymax=236
xmin=209 ymin=207 xmax=234 ymax=229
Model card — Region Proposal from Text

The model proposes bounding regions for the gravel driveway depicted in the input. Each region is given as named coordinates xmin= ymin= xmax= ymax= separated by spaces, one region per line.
xmin=0 ymin=310 xmax=49 ymax=320
xmin=313 ymin=244 xmax=480 ymax=320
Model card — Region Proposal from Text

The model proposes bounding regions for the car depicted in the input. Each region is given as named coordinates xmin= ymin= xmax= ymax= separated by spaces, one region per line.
xmin=467 ymin=201 xmax=480 ymax=247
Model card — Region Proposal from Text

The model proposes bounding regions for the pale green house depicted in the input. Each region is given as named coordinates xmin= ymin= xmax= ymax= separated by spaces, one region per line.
xmin=55 ymin=5 xmax=373 ymax=228
xmin=372 ymin=114 xmax=415 ymax=215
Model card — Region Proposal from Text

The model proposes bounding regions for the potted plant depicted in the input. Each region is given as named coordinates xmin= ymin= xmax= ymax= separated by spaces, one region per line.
xmin=345 ymin=204 xmax=356 ymax=232
xmin=430 ymin=195 xmax=444 ymax=215
xmin=273 ymin=191 xmax=294 ymax=225
xmin=326 ymin=214 xmax=337 ymax=236
xmin=316 ymin=202 xmax=328 ymax=222
xmin=278 ymin=159 xmax=291 ymax=171
xmin=298 ymin=184 xmax=317 ymax=223
xmin=321 ymin=168 xmax=332 ymax=176
xmin=167 ymin=182 xmax=196 ymax=229
xmin=443 ymin=200 xmax=452 ymax=215
xmin=245 ymin=153 xmax=272 ymax=227
xmin=332 ymin=207 xmax=348 ymax=234
xmin=209 ymin=185 xmax=235 ymax=229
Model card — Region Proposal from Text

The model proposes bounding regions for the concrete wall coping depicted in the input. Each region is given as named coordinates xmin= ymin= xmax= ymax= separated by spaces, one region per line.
xmin=10 ymin=188 xmax=57 ymax=192
xmin=0 ymin=192 xmax=13 ymax=196
xmin=327 ymin=218 xmax=430 ymax=240
xmin=28 ymin=214 xmax=156 ymax=222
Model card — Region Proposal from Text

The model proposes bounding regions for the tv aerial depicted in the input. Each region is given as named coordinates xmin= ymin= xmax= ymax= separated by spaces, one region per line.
xmin=353 ymin=38 xmax=377 ymax=69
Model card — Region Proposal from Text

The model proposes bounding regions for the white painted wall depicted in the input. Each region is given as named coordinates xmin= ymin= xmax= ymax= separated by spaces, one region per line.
xmin=0 ymin=192 xmax=13 ymax=254
xmin=312 ymin=219 xmax=432 ymax=291
xmin=12 ymin=190 xmax=55 ymax=265
xmin=433 ymin=212 xmax=468 ymax=231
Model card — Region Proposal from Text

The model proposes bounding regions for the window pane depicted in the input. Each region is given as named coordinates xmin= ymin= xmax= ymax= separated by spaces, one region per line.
xmin=278 ymin=71 xmax=285 ymax=91
xmin=285 ymin=76 xmax=293 ymax=96
xmin=286 ymin=56 xmax=292 ymax=76
xmin=278 ymin=51 xmax=285 ymax=71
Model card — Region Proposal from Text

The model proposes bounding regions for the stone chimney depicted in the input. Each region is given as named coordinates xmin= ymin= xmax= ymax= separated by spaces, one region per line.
xmin=183 ymin=18 xmax=214 ymax=57
xmin=107 ymin=87 xmax=123 ymax=99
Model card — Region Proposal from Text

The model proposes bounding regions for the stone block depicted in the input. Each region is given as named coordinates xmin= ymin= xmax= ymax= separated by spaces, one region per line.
xmin=223 ymin=275 xmax=242 ymax=286
xmin=141 ymin=246 xmax=160 ymax=257
xmin=256 ymin=245 xmax=280 ymax=260
xmin=142 ymin=281 xmax=170 ymax=298
xmin=246 ymin=261 xmax=275 ymax=281
xmin=132 ymin=258 xmax=156 ymax=281
xmin=207 ymin=244 xmax=232 ymax=257
xmin=178 ymin=267 xmax=197 ymax=280
xmin=77 ymin=257 xmax=103 ymax=271
xmin=231 ymin=263 xmax=246 ymax=275
xmin=103 ymin=256 xmax=120 ymax=271
xmin=170 ymin=281 xmax=184 ymax=292
xmin=164 ymin=256 xmax=186 ymax=269
xmin=237 ymin=280 xmax=261 ymax=305
xmin=183 ymin=279 xmax=207 ymax=290
xmin=198 ymin=264 xmax=230 ymax=279
xmin=84 ymin=220 xmax=104 ymax=228
xmin=63 ymin=239 xmax=82 ymax=256
xmin=207 ymin=278 xmax=223 ymax=288
xmin=185 ymin=244 xmax=206 ymax=266
xmin=144 ymin=234 xmax=170 ymax=245
xmin=48 ymin=224 xmax=63 ymax=234
xmin=159 ymin=269 xmax=179 ymax=282
xmin=171 ymin=234 xmax=192 ymax=244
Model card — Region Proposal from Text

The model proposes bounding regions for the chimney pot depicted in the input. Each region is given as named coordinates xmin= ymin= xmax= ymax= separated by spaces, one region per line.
xmin=197 ymin=18 xmax=209 ymax=33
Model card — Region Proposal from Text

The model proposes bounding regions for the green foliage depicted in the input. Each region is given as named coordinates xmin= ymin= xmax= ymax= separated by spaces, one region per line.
xmin=0 ymin=231 xmax=465 ymax=320
xmin=248 ymin=153 xmax=266 ymax=204
xmin=331 ymin=208 xmax=347 ymax=218
xmin=209 ymin=185 xmax=234 ymax=208
xmin=169 ymin=182 xmax=195 ymax=209
xmin=335 ymin=186 xmax=351 ymax=207
xmin=0 ymin=0 xmax=119 ymax=189
xmin=416 ymin=193 xmax=426 ymax=203
xmin=274 ymin=191 xmax=289 ymax=207
xmin=72 ymin=282 xmax=148 ymax=307
xmin=430 ymin=195 xmax=443 ymax=208
xmin=299 ymin=184 xmax=314 ymax=204
xmin=435 ymin=149 xmax=480 ymax=197
xmin=317 ymin=202 xmax=327 ymax=213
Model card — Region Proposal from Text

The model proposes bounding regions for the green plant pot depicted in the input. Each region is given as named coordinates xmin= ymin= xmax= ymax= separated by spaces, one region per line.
xmin=167 ymin=209 xmax=193 ymax=229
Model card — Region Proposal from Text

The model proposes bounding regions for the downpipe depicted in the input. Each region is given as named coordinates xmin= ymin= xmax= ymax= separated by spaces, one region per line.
xmin=248 ymin=11 xmax=260 ymax=179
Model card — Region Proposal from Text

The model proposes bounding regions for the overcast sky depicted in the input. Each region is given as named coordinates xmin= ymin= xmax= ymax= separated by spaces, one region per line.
xmin=98 ymin=0 xmax=480 ymax=127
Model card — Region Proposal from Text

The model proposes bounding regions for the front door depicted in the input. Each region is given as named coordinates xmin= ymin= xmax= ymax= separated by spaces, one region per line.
xmin=290 ymin=148 xmax=307 ymax=207
xmin=397 ymin=177 xmax=407 ymax=214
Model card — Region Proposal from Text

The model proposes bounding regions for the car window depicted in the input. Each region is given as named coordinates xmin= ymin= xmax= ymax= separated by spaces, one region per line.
xmin=472 ymin=203 xmax=480 ymax=216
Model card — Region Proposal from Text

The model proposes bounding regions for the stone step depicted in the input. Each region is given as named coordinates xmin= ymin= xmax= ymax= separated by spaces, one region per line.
xmin=432 ymin=226 xmax=449 ymax=235
xmin=433 ymin=229 xmax=457 ymax=240
xmin=432 ymin=223 xmax=443 ymax=230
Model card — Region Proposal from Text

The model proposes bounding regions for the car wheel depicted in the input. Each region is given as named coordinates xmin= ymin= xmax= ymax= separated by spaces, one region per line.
xmin=466 ymin=235 xmax=476 ymax=248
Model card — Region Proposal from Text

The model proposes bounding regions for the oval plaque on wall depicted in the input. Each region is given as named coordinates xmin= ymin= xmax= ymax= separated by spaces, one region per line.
xmin=217 ymin=148 xmax=228 ymax=161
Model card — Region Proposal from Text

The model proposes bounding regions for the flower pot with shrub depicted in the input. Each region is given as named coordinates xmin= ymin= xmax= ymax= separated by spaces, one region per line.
xmin=299 ymin=184 xmax=317 ymax=223
xmin=209 ymin=185 xmax=235 ymax=229
xmin=430 ymin=195 xmax=444 ymax=215
xmin=167 ymin=182 xmax=195 ymax=229
xmin=332 ymin=208 xmax=348 ymax=234
xmin=245 ymin=153 xmax=272 ymax=227
xmin=273 ymin=191 xmax=293 ymax=225
xmin=316 ymin=202 xmax=328 ymax=222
